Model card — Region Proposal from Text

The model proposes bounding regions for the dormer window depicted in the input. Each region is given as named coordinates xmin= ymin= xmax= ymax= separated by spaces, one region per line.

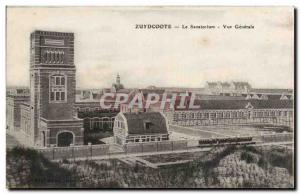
xmin=144 ymin=121 xmax=152 ymax=130
xmin=245 ymin=102 xmax=253 ymax=109
xmin=43 ymin=49 xmax=65 ymax=64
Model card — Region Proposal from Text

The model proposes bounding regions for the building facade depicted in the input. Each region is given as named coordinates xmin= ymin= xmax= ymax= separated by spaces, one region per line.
xmin=166 ymin=99 xmax=294 ymax=128
xmin=7 ymin=30 xmax=84 ymax=147
xmin=30 ymin=30 xmax=84 ymax=147
xmin=6 ymin=88 xmax=30 ymax=132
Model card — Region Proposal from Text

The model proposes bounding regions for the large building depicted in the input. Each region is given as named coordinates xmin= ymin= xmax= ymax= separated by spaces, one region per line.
xmin=6 ymin=31 xmax=294 ymax=148
xmin=205 ymin=81 xmax=252 ymax=96
xmin=113 ymin=112 xmax=169 ymax=145
xmin=7 ymin=30 xmax=84 ymax=147
xmin=166 ymin=99 xmax=294 ymax=128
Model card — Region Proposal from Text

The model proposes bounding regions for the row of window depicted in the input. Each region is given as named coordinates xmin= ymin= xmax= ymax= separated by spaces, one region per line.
xmin=88 ymin=122 xmax=114 ymax=130
xmin=43 ymin=50 xmax=65 ymax=64
xmin=175 ymin=117 xmax=293 ymax=127
xmin=174 ymin=111 xmax=244 ymax=120
xmin=125 ymin=135 xmax=169 ymax=143
xmin=50 ymin=75 xmax=66 ymax=103
xmin=252 ymin=111 xmax=290 ymax=117
xmin=50 ymin=76 xmax=65 ymax=86
xmin=77 ymin=107 xmax=119 ymax=112
xmin=77 ymin=107 xmax=102 ymax=112
xmin=115 ymin=121 xmax=125 ymax=129
xmin=173 ymin=110 xmax=293 ymax=120
xmin=50 ymin=91 xmax=65 ymax=101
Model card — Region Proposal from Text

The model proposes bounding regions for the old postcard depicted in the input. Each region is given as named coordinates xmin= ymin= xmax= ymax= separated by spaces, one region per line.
xmin=6 ymin=6 xmax=294 ymax=189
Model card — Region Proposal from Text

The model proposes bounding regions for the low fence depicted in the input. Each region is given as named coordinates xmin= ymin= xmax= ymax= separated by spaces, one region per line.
xmin=124 ymin=140 xmax=188 ymax=153
xmin=37 ymin=140 xmax=188 ymax=160
xmin=37 ymin=144 xmax=109 ymax=160
xmin=36 ymin=132 xmax=293 ymax=160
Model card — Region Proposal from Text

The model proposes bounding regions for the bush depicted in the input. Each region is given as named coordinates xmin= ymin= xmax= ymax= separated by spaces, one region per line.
xmin=7 ymin=147 xmax=77 ymax=188
xmin=258 ymin=157 xmax=267 ymax=169
xmin=240 ymin=151 xmax=255 ymax=163
xmin=241 ymin=145 xmax=260 ymax=154
xmin=269 ymin=151 xmax=294 ymax=175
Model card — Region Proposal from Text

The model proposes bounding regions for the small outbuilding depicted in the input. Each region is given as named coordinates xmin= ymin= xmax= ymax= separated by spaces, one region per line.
xmin=113 ymin=112 xmax=169 ymax=145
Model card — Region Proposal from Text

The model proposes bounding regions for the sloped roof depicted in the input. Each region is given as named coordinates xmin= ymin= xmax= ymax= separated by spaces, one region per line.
xmin=117 ymin=88 xmax=133 ymax=94
xmin=141 ymin=89 xmax=165 ymax=95
xmin=231 ymin=82 xmax=251 ymax=88
xmin=250 ymin=88 xmax=293 ymax=94
xmin=122 ymin=112 xmax=168 ymax=135
xmin=176 ymin=99 xmax=293 ymax=110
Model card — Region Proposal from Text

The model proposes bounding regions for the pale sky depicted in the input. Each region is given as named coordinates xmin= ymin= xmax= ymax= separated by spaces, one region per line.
xmin=6 ymin=7 xmax=294 ymax=89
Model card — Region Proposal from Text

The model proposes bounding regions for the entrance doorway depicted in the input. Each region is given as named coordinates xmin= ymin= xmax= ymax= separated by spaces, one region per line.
xmin=57 ymin=131 xmax=74 ymax=147
xmin=41 ymin=131 xmax=46 ymax=147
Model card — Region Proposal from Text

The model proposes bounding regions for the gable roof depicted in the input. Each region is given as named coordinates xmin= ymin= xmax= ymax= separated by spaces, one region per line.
xmin=122 ymin=112 xmax=168 ymax=135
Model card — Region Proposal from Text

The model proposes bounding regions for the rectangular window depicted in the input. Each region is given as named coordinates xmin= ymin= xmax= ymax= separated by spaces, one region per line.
xmin=61 ymin=92 xmax=65 ymax=101
xmin=61 ymin=77 xmax=65 ymax=85
xmin=50 ymin=92 xmax=55 ymax=101
xmin=50 ymin=75 xmax=66 ymax=102
xmin=145 ymin=122 xmax=151 ymax=130
xmin=56 ymin=92 xmax=60 ymax=101
xmin=55 ymin=77 xmax=60 ymax=85
xmin=210 ymin=113 xmax=216 ymax=119
xmin=50 ymin=77 xmax=55 ymax=85
xmin=204 ymin=113 xmax=209 ymax=118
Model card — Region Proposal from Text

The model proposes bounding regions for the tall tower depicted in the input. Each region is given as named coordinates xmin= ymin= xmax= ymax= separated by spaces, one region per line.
xmin=116 ymin=73 xmax=121 ymax=85
xmin=30 ymin=30 xmax=83 ymax=147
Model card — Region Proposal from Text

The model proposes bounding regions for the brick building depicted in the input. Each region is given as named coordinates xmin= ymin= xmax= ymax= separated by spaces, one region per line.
xmin=166 ymin=99 xmax=294 ymax=128
xmin=7 ymin=30 xmax=84 ymax=147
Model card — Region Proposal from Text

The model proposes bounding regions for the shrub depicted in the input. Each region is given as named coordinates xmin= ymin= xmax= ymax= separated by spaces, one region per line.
xmin=7 ymin=147 xmax=77 ymax=188
xmin=269 ymin=151 xmax=294 ymax=175
xmin=240 ymin=151 xmax=255 ymax=163
xmin=241 ymin=145 xmax=260 ymax=154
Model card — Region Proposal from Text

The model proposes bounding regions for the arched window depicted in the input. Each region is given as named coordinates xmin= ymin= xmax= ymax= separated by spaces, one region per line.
xmin=46 ymin=51 xmax=50 ymax=63
xmin=55 ymin=51 xmax=59 ymax=63
xmin=61 ymin=51 xmax=65 ymax=63
xmin=50 ymin=51 xmax=54 ymax=63
xmin=58 ymin=51 xmax=62 ymax=63
xmin=43 ymin=51 xmax=48 ymax=63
